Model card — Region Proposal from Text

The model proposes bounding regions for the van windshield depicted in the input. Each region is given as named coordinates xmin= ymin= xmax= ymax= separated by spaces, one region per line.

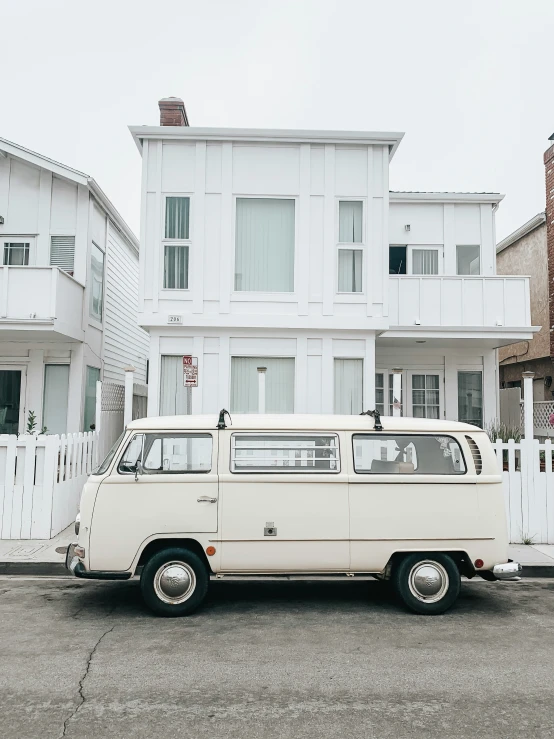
xmin=94 ymin=432 xmax=125 ymax=476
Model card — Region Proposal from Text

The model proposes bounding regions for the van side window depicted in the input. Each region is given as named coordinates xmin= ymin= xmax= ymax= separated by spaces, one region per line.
xmin=353 ymin=434 xmax=466 ymax=475
xmin=231 ymin=433 xmax=340 ymax=473
xmin=118 ymin=433 xmax=212 ymax=474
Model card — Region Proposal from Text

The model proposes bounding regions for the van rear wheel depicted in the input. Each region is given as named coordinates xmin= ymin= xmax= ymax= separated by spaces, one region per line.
xmin=392 ymin=553 xmax=460 ymax=615
xmin=140 ymin=547 xmax=208 ymax=617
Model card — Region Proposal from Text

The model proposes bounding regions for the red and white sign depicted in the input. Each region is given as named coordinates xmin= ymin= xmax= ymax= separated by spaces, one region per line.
xmin=183 ymin=356 xmax=198 ymax=387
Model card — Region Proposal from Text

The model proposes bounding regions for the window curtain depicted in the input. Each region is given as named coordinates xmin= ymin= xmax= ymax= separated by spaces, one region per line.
xmin=338 ymin=249 xmax=362 ymax=292
xmin=231 ymin=357 xmax=295 ymax=413
xmin=165 ymin=197 xmax=190 ymax=239
xmin=334 ymin=359 xmax=363 ymax=414
xmin=164 ymin=245 xmax=189 ymax=289
xmin=43 ymin=365 xmax=69 ymax=434
xmin=412 ymin=249 xmax=438 ymax=275
xmin=160 ymin=356 xmax=192 ymax=416
xmin=339 ymin=202 xmax=363 ymax=243
xmin=234 ymin=199 xmax=295 ymax=291
xmin=458 ymin=371 xmax=483 ymax=427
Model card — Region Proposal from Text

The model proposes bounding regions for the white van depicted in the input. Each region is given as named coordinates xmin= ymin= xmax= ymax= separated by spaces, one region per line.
xmin=66 ymin=411 xmax=521 ymax=616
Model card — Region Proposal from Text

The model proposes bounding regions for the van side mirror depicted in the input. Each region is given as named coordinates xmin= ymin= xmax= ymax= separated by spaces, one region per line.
xmin=133 ymin=460 xmax=143 ymax=482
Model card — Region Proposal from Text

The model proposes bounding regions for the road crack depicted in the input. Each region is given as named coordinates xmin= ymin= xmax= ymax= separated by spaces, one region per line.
xmin=58 ymin=625 xmax=115 ymax=738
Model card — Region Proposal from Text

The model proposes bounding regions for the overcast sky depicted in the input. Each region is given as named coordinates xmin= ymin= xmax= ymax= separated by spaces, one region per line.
xmin=3 ymin=0 xmax=553 ymax=241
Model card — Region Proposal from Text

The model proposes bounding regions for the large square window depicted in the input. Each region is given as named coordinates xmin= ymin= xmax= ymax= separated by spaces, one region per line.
xmin=457 ymin=245 xmax=480 ymax=275
xmin=234 ymin=198 xmax=295 ymax=292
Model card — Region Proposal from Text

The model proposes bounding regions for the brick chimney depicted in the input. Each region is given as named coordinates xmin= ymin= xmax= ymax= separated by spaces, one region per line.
xmin=158 ymin=97 xmax=189 ymax=126
xmin=545 ymin=134 xmax=554 ymax=357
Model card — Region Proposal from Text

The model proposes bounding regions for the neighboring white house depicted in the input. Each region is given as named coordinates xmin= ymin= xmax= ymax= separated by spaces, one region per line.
xmin=129 ymin=98 xmax=536 ymax=426
xmin=0 ymin=137 xmax=149 ymax=435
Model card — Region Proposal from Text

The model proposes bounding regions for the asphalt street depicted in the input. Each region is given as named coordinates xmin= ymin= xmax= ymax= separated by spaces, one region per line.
xmin=0 ymin=575 xmax=553 ymax=738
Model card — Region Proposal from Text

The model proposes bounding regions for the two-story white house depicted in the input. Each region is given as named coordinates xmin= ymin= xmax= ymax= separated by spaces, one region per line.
xmin=0 ymin=137 xmax=149 ymax=435
xmin=130 ymin=98 xmax=536 ymax=426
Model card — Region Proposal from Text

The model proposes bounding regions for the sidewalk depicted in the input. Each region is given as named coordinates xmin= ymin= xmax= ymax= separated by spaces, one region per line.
xmin=0 ymin=531 xmax=553 ymax=577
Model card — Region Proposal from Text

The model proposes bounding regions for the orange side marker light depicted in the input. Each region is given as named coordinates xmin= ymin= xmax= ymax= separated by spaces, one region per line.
xmin=206 ymin=546 xmax=216 ymax=556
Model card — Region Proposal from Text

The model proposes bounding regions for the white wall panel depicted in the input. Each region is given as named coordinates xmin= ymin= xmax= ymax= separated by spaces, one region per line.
xmin=205 ymin=144 xmax=222 ymax=193
xmin=310 ymin=146 xmax=325 ymax=194
xmin=232 ymin=145 xmax=300 ymax=194
xmin=7 ymin=159 xmax=40 ymax=232
xmin=161 ymin=143 xmax=196 ymax=192
xmin=309 ymin=196 xmax=324 ymax=301
xmin=50 ymin=176 xmax=77 ymax=232
xmin=229 ymin=337 xmax=297 ymax=355
xmin=202 ymin=351 xmax=219 ymax=413
xmin=335 ymin=148 xmax=367 ymax=196
xmin=204 ymin=194 xmax=221 ymax=301
xmin=454 ymin=204 xmax=481 ymax=244
xmin=389 ymin=203 xmax=444 ymax=245
xmin=332 ymin=339 xmax=365 ymax=356
xmin=306 ymin=354 xmax=322 ymax=412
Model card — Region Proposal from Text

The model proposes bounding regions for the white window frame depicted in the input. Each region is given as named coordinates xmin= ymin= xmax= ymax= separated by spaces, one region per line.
xmin=456 ymin=244 xmax=481 ymax=276
xmin=231 ymin=195 xmax=298 ymax=299
xmin=161 ymin=193 xmax=193 ymax=292
xmin=1 ymin=237 xmax=35 ymax=266
xmin=408 ymin=370 xmax=444 ymax=420
xmin=407 ymin=245 xmax=444 ymax=275
xmin=336 ymin=198 xmax=366 ymax=295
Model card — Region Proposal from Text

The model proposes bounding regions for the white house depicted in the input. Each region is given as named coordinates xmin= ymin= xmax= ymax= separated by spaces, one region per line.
xmin=129 ymin=98 xmax=536 ymax=426
xmin=0 ymin=137 xmax=149 ymax=435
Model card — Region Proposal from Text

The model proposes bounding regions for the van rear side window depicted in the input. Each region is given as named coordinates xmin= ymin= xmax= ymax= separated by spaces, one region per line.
xmin=353 ymin=434 xmax=466 ymax=475
xmin=231 ymin=433 xmax=340 ymax=473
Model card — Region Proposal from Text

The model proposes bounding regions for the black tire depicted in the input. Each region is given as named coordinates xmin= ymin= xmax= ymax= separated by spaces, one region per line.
xmin=140 ymin=547 xmax=208 ymax=617
xmin=392 ymin=553 xmax=461 ymax=615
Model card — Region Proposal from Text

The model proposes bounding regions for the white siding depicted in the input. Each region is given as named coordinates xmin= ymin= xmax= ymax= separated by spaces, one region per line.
xmin=102 ymin=222 xmax=149 ymax=384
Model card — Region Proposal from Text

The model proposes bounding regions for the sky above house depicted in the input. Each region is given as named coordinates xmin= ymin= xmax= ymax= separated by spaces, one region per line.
xmin=2 ymin=0 xmax=553 ymax=242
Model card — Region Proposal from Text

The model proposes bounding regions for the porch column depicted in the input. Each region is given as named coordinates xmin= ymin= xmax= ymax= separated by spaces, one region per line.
xmin=522 ymin=371 xmax=534 ymax=440
xmin=257 ymin=366 xmax=267 ymax=414
xmin=124 ymin=366 xmax=135 ymax=428
xmin=392 ymin=368 xmax=402 ymax=417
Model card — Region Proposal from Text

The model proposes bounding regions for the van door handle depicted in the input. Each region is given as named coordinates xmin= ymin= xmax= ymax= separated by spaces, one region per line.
xmin=197 ymin=496 xmax=217 ymax=503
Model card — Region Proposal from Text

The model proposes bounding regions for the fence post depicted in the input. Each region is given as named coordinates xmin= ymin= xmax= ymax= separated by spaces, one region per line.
xmin=392 ymin=368 xmax=402 ymax=417
xmin=522 ymin=371 xmax=535 ymax=541
xmin=522 ymin=372 xmax=535 ymax=441
xmin=124 ymin=366 xmax=135 ymax=428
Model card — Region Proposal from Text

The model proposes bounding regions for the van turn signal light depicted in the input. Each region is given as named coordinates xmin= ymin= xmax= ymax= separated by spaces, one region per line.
xmin=474 ymin=558 xmax=484 ymax=569
xmin=206 ymin=546 xmax=216 ymax=556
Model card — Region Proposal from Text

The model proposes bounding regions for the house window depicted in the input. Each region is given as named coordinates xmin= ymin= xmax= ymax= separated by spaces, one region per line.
xmin=50 ymin=236 xmax=75 ymax=275
xmin=83 ymin=366 xmax=100 ymax=432
xmin=43 ymin=364 xmax=69 ymax=435
xmin=375 ymin=372 xmax=385 ymax=415
xmin=411 ymin=374 xmax=440 ymax=419
xmin=375 ymin=372 xmax=403 ymax=416
xmin=165 ymin=197 xmax=190 ymax=240
xmin=458 ymin=371 xmax=483 ymax=427
xmin=410 ymin=248 xmax=441 ymax=275
xmin=334 ymin=359 xmax=363 ymax=414
xmin=234 ymin=198 xmax=295 ymax=292
xmin=457 ymin=245 xmax=480 ymax=275
xmin=389 ymin=246 xmax=407 ymax=274
xmin=338 ymin=249 xmax=362 ymax=292
xmin=89 ymin=243 xmax=104 ymax=321
xmin=230 ymin=357 xmax=295 ymax=413
xmin=3 ymin=242 xmax=29 ymax=265
xmin=164 ymin=244 xmax=189 ymax=289
xmin=338 ymin=201 xmax=363 ymax=243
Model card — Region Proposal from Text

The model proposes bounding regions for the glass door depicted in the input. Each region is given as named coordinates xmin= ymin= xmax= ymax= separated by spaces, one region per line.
xmin=0 ymin=368 xmax=26 ymax=434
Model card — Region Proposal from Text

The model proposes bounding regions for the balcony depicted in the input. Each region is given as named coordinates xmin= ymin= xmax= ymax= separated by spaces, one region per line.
xmin=0 ymin=267 xmax=84 ymax=341
xmin=386 ymin=275 xmax=536 ymax=346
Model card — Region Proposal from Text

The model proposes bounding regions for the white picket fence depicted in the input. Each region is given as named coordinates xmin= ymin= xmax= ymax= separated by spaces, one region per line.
xmin=0 ymin=432 xmax=98 ymax=540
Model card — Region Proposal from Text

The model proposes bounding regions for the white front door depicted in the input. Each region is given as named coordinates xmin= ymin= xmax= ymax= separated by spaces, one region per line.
xmin=218 ymin=431 xmax=349 ymax=572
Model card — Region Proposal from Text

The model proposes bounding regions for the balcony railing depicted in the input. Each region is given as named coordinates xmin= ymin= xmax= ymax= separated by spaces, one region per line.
xmin=0 ymin=266 xmax=84 ymax=340
xmin=388 ymin=275 xmax=531 ymax=328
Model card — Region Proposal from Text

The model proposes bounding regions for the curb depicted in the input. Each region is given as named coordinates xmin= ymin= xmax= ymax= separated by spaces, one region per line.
xmin=0 ymin=563 xmax=553 ymax=578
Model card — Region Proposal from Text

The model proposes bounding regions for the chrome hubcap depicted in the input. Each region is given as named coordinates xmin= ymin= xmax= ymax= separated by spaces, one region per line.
xmin=408 ymin=560 xmax=449 ymax=603
xmin=153 ymin=561 xmax=196 ymax=605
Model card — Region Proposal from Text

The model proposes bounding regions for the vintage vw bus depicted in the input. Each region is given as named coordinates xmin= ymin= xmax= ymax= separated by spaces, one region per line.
xmin=66 ymin=411 xmax=521 ymax=616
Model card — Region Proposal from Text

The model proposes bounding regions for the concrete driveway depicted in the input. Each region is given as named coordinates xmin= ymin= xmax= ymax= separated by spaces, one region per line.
xmin=0 ymin=576 xmax=553 ymax=738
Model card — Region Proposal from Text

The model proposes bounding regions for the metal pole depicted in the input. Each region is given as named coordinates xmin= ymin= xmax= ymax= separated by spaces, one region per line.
xmin=392 ymin=368 xmax=402 ymax=417
xmin=257 ymin=367 xmax=267 ymax=414
xmin=124 ymin=365 xmax=136 ymax=428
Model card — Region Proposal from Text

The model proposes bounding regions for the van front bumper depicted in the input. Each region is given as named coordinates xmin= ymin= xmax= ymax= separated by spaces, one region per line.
xmin=492 ymin=561 xmax=522 ymax=580
xmin=65 ymin=543 xmax=132 ymax=581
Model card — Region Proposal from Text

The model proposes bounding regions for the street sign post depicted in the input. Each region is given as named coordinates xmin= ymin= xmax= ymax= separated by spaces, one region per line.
xmin=183 ymin=356 xmax=198 ymax=387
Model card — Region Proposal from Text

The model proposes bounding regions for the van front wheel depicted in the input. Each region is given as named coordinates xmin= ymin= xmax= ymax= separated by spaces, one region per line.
xmin=140 ymin=547 xmax=208 ymax=617
xmin=392 ymin=553 xmax=460 ymax=615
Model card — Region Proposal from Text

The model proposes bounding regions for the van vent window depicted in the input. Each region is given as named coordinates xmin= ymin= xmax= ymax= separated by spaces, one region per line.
xmin=465 ymin=436 xmax=482 ymax=474
xmin=231 ymin=433 xmax=340 ymax=473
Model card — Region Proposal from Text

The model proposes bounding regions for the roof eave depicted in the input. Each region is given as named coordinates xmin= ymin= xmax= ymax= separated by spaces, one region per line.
xmin=390 ymin=192 xmax=505 ymax=204
xmin=88 ymin=179 xmax=139 ymax=252
xmin=496 ymin=212 xmax=547 ymax=253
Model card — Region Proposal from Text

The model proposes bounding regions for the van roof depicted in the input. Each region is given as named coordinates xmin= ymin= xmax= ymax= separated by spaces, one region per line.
xmin=126 ymin=414 xmax=483 ymax=433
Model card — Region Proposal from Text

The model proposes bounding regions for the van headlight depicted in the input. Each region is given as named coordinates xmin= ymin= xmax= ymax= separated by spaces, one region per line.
xmin=75 ymin=513 xmax=80 ymax=536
